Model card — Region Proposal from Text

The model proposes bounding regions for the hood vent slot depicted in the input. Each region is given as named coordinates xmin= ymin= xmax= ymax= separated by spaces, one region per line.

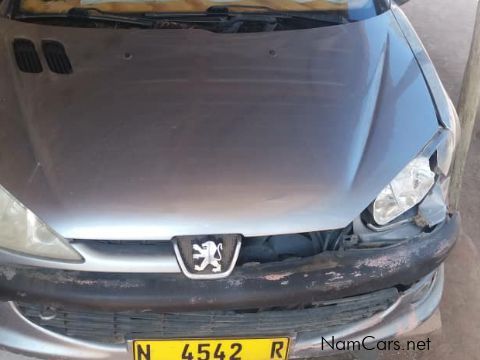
xmin=13 ymin=39 xmax=43 ymax=73
xmin=42 ymin=41 xmax=73 ymax=74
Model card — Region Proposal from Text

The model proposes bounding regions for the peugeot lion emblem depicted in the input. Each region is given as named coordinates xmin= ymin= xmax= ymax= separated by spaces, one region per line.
xmin=173 ymin=234 xmax=242 ymax=279
xmin=193 ymin=241 xmax=223 ymax=273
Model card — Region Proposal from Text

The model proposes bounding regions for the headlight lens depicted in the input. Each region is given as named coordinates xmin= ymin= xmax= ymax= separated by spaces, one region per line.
xmin=373 ymin=157 xmax=435 ymax=226
xmin=0 ymin=185 xmax=82 ymax=261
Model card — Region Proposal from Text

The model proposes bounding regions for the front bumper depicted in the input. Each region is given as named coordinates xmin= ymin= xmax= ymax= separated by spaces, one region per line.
xmin=0 ymin=267 xmax=444 ymax=359
xmin=0 ymin=213 xmax=459 ymax=312
xmin=0 ymin=214 xmax=459 ymax=359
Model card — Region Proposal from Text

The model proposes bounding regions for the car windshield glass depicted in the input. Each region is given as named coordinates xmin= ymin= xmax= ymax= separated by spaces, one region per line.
xmin=15 ymin=0 xmax=387 ymax=19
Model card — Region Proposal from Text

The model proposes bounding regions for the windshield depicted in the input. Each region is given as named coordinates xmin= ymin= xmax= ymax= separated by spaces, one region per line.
xmin=16 ymin=0 xmax=387 ymax=18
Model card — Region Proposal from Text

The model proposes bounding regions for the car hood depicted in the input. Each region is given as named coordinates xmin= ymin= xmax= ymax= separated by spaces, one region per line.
xmin=0 ymin=12 xmax=439 ymax=240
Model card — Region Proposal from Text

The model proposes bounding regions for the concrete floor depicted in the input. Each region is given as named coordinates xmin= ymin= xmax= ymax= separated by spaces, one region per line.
xmin=2 ymin=0 xmax=479 ymax=359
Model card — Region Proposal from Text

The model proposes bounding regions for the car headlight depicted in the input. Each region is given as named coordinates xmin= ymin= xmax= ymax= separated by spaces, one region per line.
xmin=372 ymin=125 xmax=456 ymax=226
xmin=373 ymin=157 xmax=435 ymax=226
xmin=0 ymin=185 xmax=82 ymax=261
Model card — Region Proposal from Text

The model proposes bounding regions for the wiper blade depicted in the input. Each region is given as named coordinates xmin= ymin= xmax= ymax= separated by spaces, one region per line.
xmin=16 ymin=7 xmax=156 ymax=27
xmin=205 ymin=4 xmax=348 ymax=24
xmin=144 ymin=5 xmax=347 ymax=24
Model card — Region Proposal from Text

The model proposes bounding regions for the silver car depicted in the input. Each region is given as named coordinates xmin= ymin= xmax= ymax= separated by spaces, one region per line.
xmin=0 ymin=0 xmax=460 ymax=358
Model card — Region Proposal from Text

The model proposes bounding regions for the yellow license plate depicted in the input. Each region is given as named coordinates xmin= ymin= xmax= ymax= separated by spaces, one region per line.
xmin=132 ymin=337 xmax=290 ymax=360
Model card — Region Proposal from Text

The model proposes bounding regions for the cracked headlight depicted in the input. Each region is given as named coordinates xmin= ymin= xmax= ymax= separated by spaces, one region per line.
xmin=373 ymin=156 xmax=435 ymax=226
xmin=0 ymin=185 xmax=82 ymax=261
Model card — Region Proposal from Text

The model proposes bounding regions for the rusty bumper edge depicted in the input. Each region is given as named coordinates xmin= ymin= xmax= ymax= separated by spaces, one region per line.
xmin=0 ymin=213 xmax=459 ymax=312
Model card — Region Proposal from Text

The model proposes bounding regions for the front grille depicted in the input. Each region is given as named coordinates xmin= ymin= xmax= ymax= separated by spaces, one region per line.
xmin=17 ymin=287 xmax=398 ymax=344
xmin=72 ymin=226 xmax=353 ymax=267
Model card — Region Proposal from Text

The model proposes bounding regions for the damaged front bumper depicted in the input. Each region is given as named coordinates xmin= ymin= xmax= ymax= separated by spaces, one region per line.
xmin=0 ymin=213 xmax=459 ymax=359
xmin=0 ymin=213 xmax=459 ymax=311
xmin=0 ymin=267 xmax=444 ymax=359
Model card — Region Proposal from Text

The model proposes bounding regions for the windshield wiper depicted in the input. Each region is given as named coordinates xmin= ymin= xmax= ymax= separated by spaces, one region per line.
xmin=15 ymin=7 xmax=156 ymax=28
xmin=143 ymin=6 xmax=347 ymax=32
xmin=205 ymin=5 xmax=348 ymax=24
xmin=14 ymin=5 xmax=346 ymax=31
xmin=144 ymin=5 xmax=348 ymax=27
